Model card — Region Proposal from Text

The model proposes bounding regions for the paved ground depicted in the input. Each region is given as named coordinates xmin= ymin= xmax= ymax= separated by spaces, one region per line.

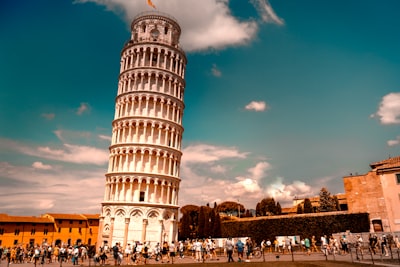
xmin=1 ymin=252 xmax=399 ymax=267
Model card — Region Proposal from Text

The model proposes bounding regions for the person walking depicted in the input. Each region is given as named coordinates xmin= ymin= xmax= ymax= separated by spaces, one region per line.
xmin=112 ymin=242 xmax=120 ymax=266
xmin=169 ymin=241 xmax=176 ymax=264
xmin=311 ymin=236 xmax=318 ymax=253
xmin=304 ymin=237 xmax=311 ymax=255
xmin=194 ymin=239 xmax=202 ymax=262
xmin=225 ymin=237 xmax=234 ymax=262
xmin=235 ymin=239 xmax=244 ymax=262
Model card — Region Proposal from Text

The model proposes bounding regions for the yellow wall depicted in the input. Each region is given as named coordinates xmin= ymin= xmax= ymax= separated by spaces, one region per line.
xmin=50 ymin=218 xmax=99 ymax=246
xmin=0 ymin=221 xmax=54 ymax=248
xmin=0 ymin=214 xmax=99 ymax=249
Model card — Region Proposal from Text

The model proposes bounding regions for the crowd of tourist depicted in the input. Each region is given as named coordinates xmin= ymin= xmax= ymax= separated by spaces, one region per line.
xmin=1 ymin=234 xmax=400 ymax=265
xmin=0 ymin=244 xmax=92 ymax=266
xmin=96 ymin=240 xmax=186 ymax=265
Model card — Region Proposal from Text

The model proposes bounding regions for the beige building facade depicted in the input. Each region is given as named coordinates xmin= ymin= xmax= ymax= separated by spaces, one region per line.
xmin=98 ymin=11 xmax=187 ymax=249
xmin=0 ymin=213 xmax=99 ymax=248
xmin=343 ymin=156 xmax=400 ymax=232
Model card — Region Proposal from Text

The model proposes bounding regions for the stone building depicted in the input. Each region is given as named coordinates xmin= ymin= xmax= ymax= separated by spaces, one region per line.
xmin=42 ymin=213 xmax=99 ymax=247
xmin=0 ymin=213 xmax=98 ymax=248
xmin=343 ymin=155 xmax=400 ymax=232
xmin=97 ymin=11 xmax=187 ymax=249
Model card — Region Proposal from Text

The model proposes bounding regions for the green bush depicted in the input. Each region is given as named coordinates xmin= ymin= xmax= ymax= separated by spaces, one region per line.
xmin=221 ymin=212 xmax=369 ymax=245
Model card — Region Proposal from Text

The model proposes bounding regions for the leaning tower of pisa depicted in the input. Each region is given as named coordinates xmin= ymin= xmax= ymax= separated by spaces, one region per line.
xmin=97 ymin=11 xmax=187 ymax=249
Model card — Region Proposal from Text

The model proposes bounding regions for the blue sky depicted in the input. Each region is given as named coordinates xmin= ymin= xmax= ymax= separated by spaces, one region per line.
xmin=1 ymin=0 xmax=400 ymax=216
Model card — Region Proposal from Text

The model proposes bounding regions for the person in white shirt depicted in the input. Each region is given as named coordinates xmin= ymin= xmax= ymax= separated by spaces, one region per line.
xmin=124 ymin=244 xmax=132 ymax=265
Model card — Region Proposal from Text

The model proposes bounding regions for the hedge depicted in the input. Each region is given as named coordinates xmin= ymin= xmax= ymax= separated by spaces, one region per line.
xmin=221 ymin=212 xmax=369 ymax=245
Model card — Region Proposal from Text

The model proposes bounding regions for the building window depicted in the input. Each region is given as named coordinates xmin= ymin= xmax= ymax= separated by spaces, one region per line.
xmin=31 ymin=229 xmax=36 ymax=235
xmin=139 ymin=191 xmax=145 ymax=202
xmin=58 ymin=228 xmax=61 ymax=233
xmin=58 ymin=220 xmax=62 ymax=224
xmin=396 ymin=173 xmax=400 ymax=184
xmin=13 ymin=240 xmax=18 ymax=245
xmin=44 ymin=229 xmax=48 ymax=235
xmin=79 ymin=228 xmax=82 ymax=234
xmin=69 ymin=227 xmax=72 ymax=233
xmin=0 ymin=228 xmax=4 ymax=235
xmin=14 ymin=229 xmax=20 ymax=235
xmin=79 ymin=220 xmax=82 ymax=224
xmin=70 ymin=220 xmax=73 ymax=224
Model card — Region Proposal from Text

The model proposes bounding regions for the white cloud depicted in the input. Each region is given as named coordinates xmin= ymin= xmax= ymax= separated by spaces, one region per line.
xmin=54 ymin=130 xmax=96 ymax=143
xmin=0 ymin=136 xmax=108 ymax=166
xmin=34 ymin=144 xmax=108 ymax=165
xmin=387 ymin=136 xmax=400 ymax=147
xmin=248 ymin=161 xmax=270 ymax=180
xmin=32 ymin=161 xmax=52 ymax=170
xmin=235 ymin=177 xmax=262 ymax=194
xmin=0 ymin=162 xmax=104 ymax=215
xmin=265 ymin=178 xmax=314 ymax=205
xmin=250 ymin=0 xmax=284 ymax=25
xmin=1 ymin=139 xmax=321 ymax=215
xmin=245 ymin=101 xmax=268 ymax=111
xmin=75 ymin=0 xmax=283 ymax=51
xmin=182 ymin=143 xmax=248 ymax=163
xmin=373 ymin=92 xmax=400 ymax=124
xmin=98 ymin=134 xmax=112 ymax=141
xmin=76 ymin=102 xmax=90 ymax=115
xmin=211 ymin=64 xmax=222 ymax=77
xmin=179 ymin=143 xmax=318 ymax=209
xmin=210 ymin=164 xmax=227 ymax=174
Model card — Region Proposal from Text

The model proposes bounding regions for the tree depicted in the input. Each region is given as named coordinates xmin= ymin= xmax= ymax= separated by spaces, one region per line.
xmin=216 ymin=201 xmax=244 ymax=216
xmin=179 ymin=212 xmax=191 ymax=239
xmin=198 ymin=206 xmax=206 ymax=238
xmin=332 ymin=195 xmax=340 ymax=211
xmin=296 ymin=204 xmax=303 ymax=214
xmin=179 ymin=205 xmax=199 ymax=239
xmin=212 ymin=211 xmax=222 ymax=237
xmin=256 ymin=202 xmax=262 ymax=216
xmin=256 ymin=197 xmax=277 ymax=216
xmin=243 ymin=209 xmax=252 ymax=217
xmin=303 ymin=198 xmax=313 ymax=213
xmin=276 ymin=202 xmax=282 ymax=215
xmin=203 ymin=206 xmax=211 ymax=237
xmin=319 ymin=187 xmax=335 ymax=212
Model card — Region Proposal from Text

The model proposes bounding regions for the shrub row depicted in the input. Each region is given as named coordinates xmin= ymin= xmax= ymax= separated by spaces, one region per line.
xmin=221 ymin=212 xmax=370 ymax=245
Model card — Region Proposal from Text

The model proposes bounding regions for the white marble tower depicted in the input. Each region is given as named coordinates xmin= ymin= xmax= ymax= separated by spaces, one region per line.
xmin=97 ymin=11 xmax=186 ymax=249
